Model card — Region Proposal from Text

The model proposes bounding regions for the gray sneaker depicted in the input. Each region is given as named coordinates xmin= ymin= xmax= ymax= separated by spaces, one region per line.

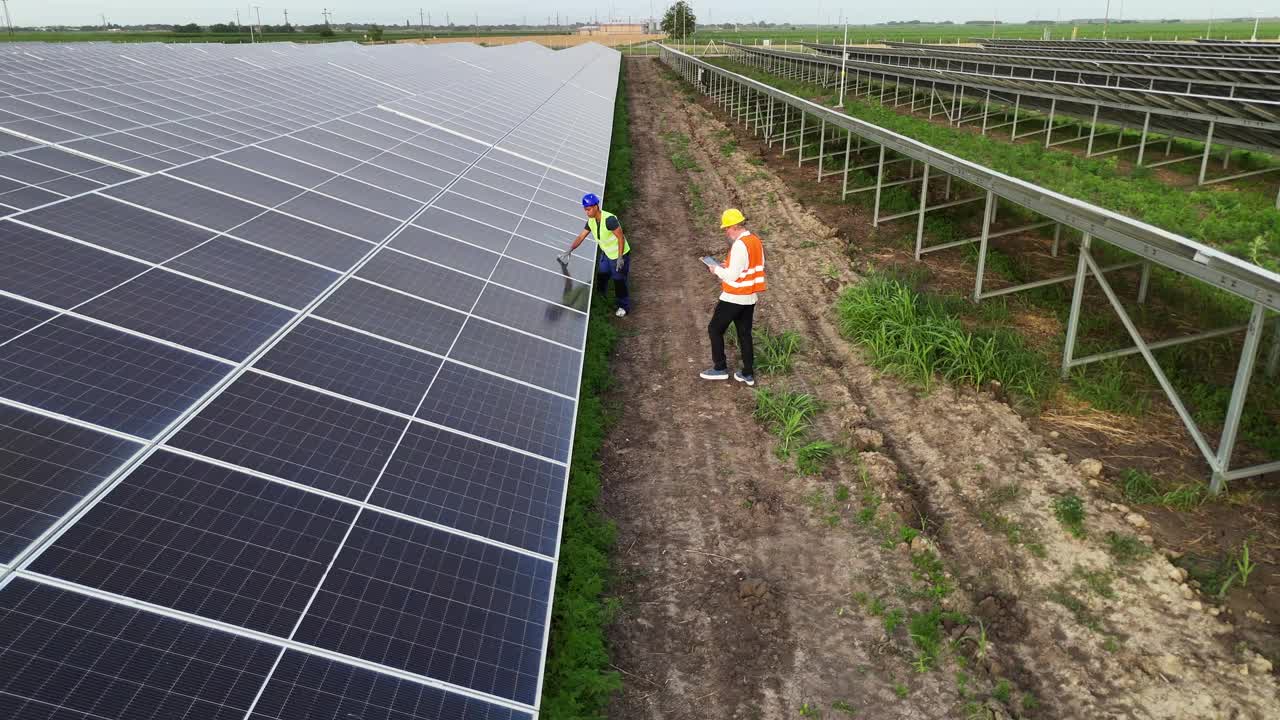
xmin=734 ymin=371 xmax=756 ymax=387
xmin=699 ymin=367 xmax=729 ymax=381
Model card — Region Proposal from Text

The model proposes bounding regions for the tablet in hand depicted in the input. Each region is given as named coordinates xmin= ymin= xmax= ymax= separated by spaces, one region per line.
xmin=701 ymin=256 xmax=719 ymax=267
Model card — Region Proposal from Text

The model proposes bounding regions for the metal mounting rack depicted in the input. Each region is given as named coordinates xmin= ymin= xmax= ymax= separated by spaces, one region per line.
xmin=662 ymin=44 xmax=1280 ymax=492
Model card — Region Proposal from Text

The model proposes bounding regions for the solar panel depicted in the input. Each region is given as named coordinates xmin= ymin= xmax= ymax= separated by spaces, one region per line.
xmin=0 ymin=39 xmax=620 ymax=718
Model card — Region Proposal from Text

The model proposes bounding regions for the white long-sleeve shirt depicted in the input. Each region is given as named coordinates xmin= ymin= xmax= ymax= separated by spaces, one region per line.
xmin=712 ymin=229 xmax=758 ymax=305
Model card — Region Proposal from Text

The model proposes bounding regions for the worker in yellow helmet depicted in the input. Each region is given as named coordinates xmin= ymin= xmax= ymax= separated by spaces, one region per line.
xmin=700 ymin=209 xmax=767 ymax=386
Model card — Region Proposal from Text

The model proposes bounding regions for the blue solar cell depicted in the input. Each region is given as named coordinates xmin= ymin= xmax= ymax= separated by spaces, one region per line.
xmin=0 ymin=221 xmax=147 ymax=307
xmin=105 ymin=175 xmax=264 ymax=231
xmin=370 ymin=421 xmax=564 ymax=556
xmin=31 ymin=450 xmax=357 ymax=637
xmin=294 ymin=512 xmax=553 ymax=704
xmin=0 ymin=315 xmax=228 ymax=437
xmin=487 ymin=259 xmax=590 ymax=311
xmin=417 ymin=361 xmax=575 ymax=462
xmin=78 ymin=269 xmax=295 ymax=361
xmin=167 ymin=372 xmax=405 ymax=500
xmin=231 ymin=212 xmax=373 ymax=271
xmin=312 ymin=280 xmax=466 ymax=356
xmin=0 ymin=295 xmax=55 ymax=344
xmin=278 ymin=192 xmax=400 ymax=242
xmin=0 ymin=406 xmax=141 ymax=563
xmin=164 ymin=236 xmax=339 ymax=309
xmin=250 ymin=651 xmax=532 ymax=720
xmin=356 ymin=248 xmax=485 ymax=311
xmin=0 ymin=578 xmax=278 ymax=720
xmin=255 ymin=319 xmax=441 ymax=415
xmin=471 ymin=284 xmax=587 ymax=347
xmin=389 ymin=225 xmax=500 ymax=278
xmin=448 ymin=321 xmax=580 ymax=397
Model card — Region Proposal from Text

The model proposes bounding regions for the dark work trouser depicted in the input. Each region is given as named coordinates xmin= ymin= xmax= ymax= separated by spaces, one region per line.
xmin=708 ymin=300 xmax=755 ymax=375
xmin=595 ymin=251 xmax=631 ymax=311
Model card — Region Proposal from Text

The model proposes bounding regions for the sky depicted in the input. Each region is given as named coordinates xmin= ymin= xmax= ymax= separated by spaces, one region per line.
xmin=17 ymin=2 xmax=1273 ymax=28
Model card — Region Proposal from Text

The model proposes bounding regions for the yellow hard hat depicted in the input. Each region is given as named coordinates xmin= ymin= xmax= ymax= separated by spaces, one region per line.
xmin=720 ymin=208 xmax=745 ymax=229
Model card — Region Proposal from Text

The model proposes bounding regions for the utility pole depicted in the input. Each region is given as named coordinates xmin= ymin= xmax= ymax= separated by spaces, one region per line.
xmin=1103 ymin=0 xmax=1111 ymax=39
xmin=253 ymin=5 xmax=263 ymax=37
xmin=419 ymin=8 xmax=424 ymax=39
xmin=102 ymin=13 xmax=108 ymax=30
xmin=1252 ymin=10 xmax=1261 ymax=42
xmin=0 ymin=0 xmax=12 ymax=39
xmin=284 ymin=9 xmax=290 ymax=27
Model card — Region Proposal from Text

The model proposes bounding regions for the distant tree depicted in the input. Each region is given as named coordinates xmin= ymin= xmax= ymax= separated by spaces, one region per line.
xmin=209 ymin=22 xmax=239 ymax=33
xmin=367 ymin=24 xmax=384 ymax=41
xmin=174 ymin=23 xmax=202 ymax=33
xmin=320 ymin=26 xmax=336 ymax=37
xmin=660 ymin=1 xmax=696 ymax=39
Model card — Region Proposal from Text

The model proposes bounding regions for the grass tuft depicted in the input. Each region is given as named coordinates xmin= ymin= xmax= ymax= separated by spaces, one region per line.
xmin=1051 ymin=494 xmax=1087 ymax=539
xmin=835 ymin=274 xmax=1053 ymax=407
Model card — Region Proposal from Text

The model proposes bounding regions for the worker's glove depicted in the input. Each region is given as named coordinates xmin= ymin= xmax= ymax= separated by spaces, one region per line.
xmin=557 ymin=251 xmax=572 ymax=264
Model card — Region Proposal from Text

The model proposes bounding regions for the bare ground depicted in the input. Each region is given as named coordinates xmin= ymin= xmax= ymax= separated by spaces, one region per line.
xmin=602 ymin=57 xmax=1280 ymax=720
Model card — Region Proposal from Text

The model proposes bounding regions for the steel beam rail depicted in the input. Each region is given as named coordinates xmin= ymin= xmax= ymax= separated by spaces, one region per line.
xmin=803 ymin=42 xmax=1280 ymax=100
xmin=660 ymin=44 xmax=1279 ymax=489
xmin=932 ymin=39 xmax=1280 ymax=63
xmin=882 ymin=41 xmax=1280 ymax=71
xmin=725 ymin=44 xmax=1280 ymax=155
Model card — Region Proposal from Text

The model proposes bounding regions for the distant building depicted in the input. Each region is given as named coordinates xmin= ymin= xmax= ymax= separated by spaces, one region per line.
xmin=577 ymin=22 xmax=647 ymax=35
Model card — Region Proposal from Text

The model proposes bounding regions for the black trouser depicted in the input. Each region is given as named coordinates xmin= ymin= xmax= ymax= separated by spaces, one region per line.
xmin=595 ymin=251 xmax=631 ymax=311
xmin=708 ymin=300 xmax=755 ymax=375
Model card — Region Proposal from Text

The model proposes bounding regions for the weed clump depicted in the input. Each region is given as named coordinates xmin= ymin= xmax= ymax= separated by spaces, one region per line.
xmin=835 ymin=274 xmax=1053 ymax=406
xmin=1051 ymin=494 xmax=1087 ymax=538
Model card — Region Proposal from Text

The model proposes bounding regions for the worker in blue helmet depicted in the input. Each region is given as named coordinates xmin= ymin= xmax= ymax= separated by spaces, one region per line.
xmin=561 ymin=192 xmax=632 ymax=317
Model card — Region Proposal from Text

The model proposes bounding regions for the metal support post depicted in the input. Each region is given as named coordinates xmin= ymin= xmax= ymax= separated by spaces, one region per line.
xmin=842 ymin=132 xmax=852 ymax=199
xmin=981 ymin=90 xmax=991 ymax=134
xmin=1137 ymin=262 xmax=1152 ymax=304
xmin=1052 ymin=223 xmax=1062 ymax=257
xmin=798 ymin=112 xmax=806 ymax=167
xmin=972 ymin=190 xmax=995 ymax=302
xmin=1086 ymin=106 xmax=1099 ymax=156
xmin=914 ymin=164 xmax=931 ymax=260
xmin=1011 ymin=95 xmax=1021 ymax=138
xmin=872 ymin=145 xmax=886 ymax=226
xmin=1061 ymin=233 xmax=1091 ymax=378
xmin=1198 ymin=121 xmax=1216 ymax=185
xmin=1044 ymin=98 xmax=1057 ymax=147
xmin=1136 ymin=112 xmax=1151 ymax=166
xmin=817 ymin=119 xmax=826 ymax=180
xmin=1211 ymin=303 xmax=1268 ymax=494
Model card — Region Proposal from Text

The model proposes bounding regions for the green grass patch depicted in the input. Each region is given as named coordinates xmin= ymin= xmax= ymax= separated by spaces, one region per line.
xmin=796 ymin=440 xmax=837 ymax=476
xmin=1104 ymin=531 xmax=1151 ymax=565
xmin=1120 ymin=468 xmax=1206 ymax=511
xmin=753 ymin=388 xmax=821 ymax=457
xmin=1051 ymin=494 xmax=1087 ymax=539
xmin=660 ymin=131 xmax=700 ymax=172
xmin=835 ymin=274 xmax=1054 ymax=407
xmin=754 ymin=328 xmax=804 ymax=374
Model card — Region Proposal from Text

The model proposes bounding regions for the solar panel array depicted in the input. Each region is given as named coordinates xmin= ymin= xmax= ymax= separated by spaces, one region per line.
xmin=730 ymin=43 xmax=1280 ymax=153
xmin=0 ymin=38 xmax=619 ymax=719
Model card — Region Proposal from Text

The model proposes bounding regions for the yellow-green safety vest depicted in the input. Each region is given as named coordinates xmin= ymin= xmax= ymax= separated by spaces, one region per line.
xmin=587 ymin=210 xmax=630 ymax=260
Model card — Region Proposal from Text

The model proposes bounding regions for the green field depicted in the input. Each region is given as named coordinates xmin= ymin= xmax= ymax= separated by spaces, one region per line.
xmin=2 ymin=28 xmax=574 ymax=44
xmin=685 ymin=20 xmax=1280 ymax=45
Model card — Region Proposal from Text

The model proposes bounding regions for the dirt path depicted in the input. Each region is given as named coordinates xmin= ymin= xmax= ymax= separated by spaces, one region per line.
xmin=603 ymin=57 xmax=1280 ymax=720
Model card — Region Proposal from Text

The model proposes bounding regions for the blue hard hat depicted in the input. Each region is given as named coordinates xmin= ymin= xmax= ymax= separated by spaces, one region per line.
xmin=581 ymin=193 xmax=600 ymax=208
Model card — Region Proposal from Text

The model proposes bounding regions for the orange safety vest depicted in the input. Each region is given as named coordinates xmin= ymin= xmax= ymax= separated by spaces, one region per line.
xmin=720 ymin=232 xmax=767 ymax=296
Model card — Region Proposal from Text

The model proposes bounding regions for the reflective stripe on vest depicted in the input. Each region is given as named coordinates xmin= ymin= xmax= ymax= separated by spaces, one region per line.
xmin=587 ymin=210 xmax=630 ymax=260
xmin=721 ymin=233 xmax=767 ymax=296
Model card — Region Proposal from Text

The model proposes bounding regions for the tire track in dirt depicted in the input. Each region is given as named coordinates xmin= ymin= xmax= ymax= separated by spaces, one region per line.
xmin=604 ymin=58 xmax=960 ymax=720
xmin=639 ymin=58 xmax=1280 ymax=719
